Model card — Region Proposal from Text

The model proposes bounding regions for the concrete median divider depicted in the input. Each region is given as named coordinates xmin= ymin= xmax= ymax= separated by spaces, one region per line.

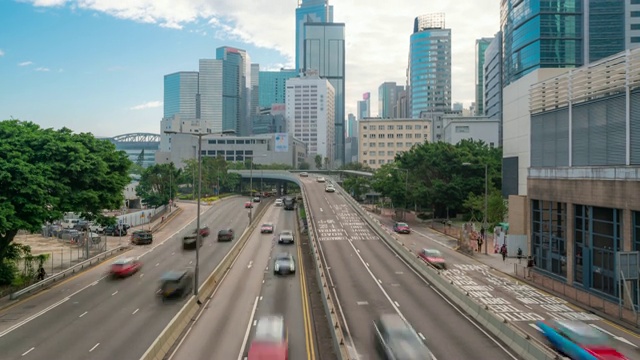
xmin=336 ymin=186 xmax=558 ymax=360
xmin=138 ymin=199 xmax=271 ymax=360
xmin=301 ymin=189 xmax=351 ymax=360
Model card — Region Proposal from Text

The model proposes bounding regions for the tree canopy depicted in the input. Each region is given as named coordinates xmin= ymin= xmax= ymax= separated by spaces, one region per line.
xmin=135 ymin=163 xmax=180 ymax=207
xmin=0 ymin=120 xmax=131 ymax=261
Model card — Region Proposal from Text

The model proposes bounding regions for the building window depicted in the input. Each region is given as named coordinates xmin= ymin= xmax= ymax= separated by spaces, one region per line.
xmin=415 ymin=125 xmax=422 ymax=130
xmin=363 ymin=126 xmax=367 ymax=130
xmin=362 ymin=134 xmax=367 ymax=138
xmin=397 ymin=125 xmax=403 ymax=130
xmin=387 ymin=134 xmax=394 ymax=139
xmin=369 ymin=159 xmax=375 ymax=164
xmin=531 ymin=200 xmax=567 ymax=279
xmin=406 ymin=134 xmax=413 ymax=139
xmin=406 ymin=125 xmax=413 ymax=130
xmin=387 ymin=125 xmax=394 ymax=130
xmin=369 ymin=142 xmax=376 ymax=147
xmin=378 ymin=134 xmax=385 ymax=139
xmin=378 ymin=125 xmax=384 ymax=130
xmin=378 ymin=151 xmax=384 ymax=156
xmin=387 ymin=142 xmax=394 ymax=147
xmin=396 ymin=142 xmax=403 ymax=147
xmin=387 ymin=151 xmax=394 ymax=156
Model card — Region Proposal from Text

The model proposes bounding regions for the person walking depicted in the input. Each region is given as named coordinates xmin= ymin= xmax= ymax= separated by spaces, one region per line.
xmin=500 ymin=244 xmax=508 ymax=261
xmin=37 ymin=266 xmax=46 ymax=281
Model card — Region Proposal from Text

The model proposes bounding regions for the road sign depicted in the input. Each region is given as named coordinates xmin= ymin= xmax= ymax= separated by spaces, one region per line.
xmin=617 ymin=251 xmax=639 ymax=280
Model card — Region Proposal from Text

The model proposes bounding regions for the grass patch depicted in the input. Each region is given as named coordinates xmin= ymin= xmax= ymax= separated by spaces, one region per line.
xmin=299 ymin=205 xmax=307 ymax=220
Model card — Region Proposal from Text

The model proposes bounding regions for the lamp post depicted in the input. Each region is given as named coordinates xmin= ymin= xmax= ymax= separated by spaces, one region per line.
xmin=245 ymin=154 xmax=266 ymax=225
xmin=462 ymin=162 xmax=489 ymax=254
xmin=164 ymin=129 xmax=236 ymax=296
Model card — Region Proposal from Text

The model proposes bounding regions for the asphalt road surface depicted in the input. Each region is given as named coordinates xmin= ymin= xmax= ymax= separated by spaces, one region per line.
xmin=169 ymin=200 xmax=315 ymax=360
xmin=0 ymin=197 xmax=255 ymax=360
xmin=374 ymin=216 xmax=640 ymax=360
xmin=302 ymin=177 xmax=520 ymax=360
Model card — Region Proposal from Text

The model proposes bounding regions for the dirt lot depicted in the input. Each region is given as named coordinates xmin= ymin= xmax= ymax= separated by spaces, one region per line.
xmin=13 ymin=233 xmax=73 ymax=255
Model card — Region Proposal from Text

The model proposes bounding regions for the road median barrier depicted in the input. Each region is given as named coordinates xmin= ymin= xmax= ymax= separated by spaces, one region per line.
xmin=336 ymin=185 xmax=558 ymax=360
xmin=301 ymin=189 xmax=351 ymax=360
xmin=139 ymin=199 xmax=271 ymax=360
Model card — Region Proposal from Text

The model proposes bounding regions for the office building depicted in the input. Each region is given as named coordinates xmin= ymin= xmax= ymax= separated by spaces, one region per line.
xmin=108 ymin=133 xmax=160 ymax=168
xmin=483 ymin=32 xmax=503 ymax=146
xmin=357 ymin=92 xmax=370 ymax=120
xmin=285 ymin=72 xmax=336 ymax=164
xmin=163 ymin=72 xmax=199 ymax=119
xmin=442 ymin=117 xmax=499 ymax=147
xmin=475 ymin=37 xmax=492 ymax=115
xmin=198 ymin=59 xmax=224 ymax=133
xmin=258 ymin=69 xmax=298 ymax=108
xmin=295 ymin=0 xmax=333 ymax=71
xmin=216 ymin=46 xmax=251 ymax=136
xmin=394 ymin=88 xmax=409 ymax=119
xmin=408 ymin=13 xmax=452 ymax=118
xmin=358 ymin=118 xmax=431 ymax=169
xmin=345 ymin=136 xmax=358 ymax=164
xmin=303 ymin=22 xmax=346 ymax=165
xmin=250 ymin=63 xmax=260 ymax=122
xmin=378 ymin=82 xmax=402 ymax=119
xmin=252 ymin=104 xmax=287 ymax=135
xmin=347 ymin=113 xmax=357 ymax=138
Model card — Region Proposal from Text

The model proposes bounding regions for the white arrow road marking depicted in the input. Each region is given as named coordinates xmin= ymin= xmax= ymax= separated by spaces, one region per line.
xmin=247 ymin=261 xmax=253 ymax=269
xmin=320 ymin=208 xmax=323 ymax=212
xmin=529 ymin=323 xmax=542 ymax=332
xmin=589 ymin=324 xmax=638 ymax=347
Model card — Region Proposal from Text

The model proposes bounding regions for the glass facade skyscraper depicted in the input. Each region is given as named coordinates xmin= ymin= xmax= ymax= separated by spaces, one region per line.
xmin=409 ymin=14 xmax=451 ymax=118
xmin=475 ymin=38 xmax=492 ymax=116
xmin=357 ymin=92 xmax=370 ymax=120
xmin=163 ymin=72 xmax=199 ymax=119
xmin=483 ymin=32 xmax=503 ymax=146
xmin=198 ymin=59 xmax=223 ymax=133
xmin=378 ymin=82 xmax=401 ymax=119
xmin=587 ymin=0 xmax=625 ymax=63
xmin=216 ymin=46 xmax=251 ymax=135
xmin=258 ymin=69 xmax=298 ymax=108
xmin=295 ymin=0 xmax=333 ymax=70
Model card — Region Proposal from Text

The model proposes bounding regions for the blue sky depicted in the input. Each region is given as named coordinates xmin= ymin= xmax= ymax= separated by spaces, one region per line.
xmin=0 ymin=0 xmax=499 ymax=138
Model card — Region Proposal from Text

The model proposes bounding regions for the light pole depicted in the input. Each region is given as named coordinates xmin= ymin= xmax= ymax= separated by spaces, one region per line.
xmin=462 ymin=162 xmax=489 ymax=254
xmin=164 ymin=129 xmax=236 ymax=296
xmin=245 ymin=154 xmax=266 ymax=225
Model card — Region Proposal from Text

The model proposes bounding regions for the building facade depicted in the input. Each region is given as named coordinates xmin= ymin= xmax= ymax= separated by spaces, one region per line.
xmin=475 ymin=37 xmax=492 ymax=116
xmin=108 ymin=133 xmax=160 ymax=168
xmin=216 ymin=46 xmax=252 ymax=136
xmin=483 ymin=32 xmax=503 ymax=145
xmin=409 ymin=13 xmax=452 ymax=118
xmin=347 ymin=113 xmax=357 ymax=138
xmin=258 ymin=69 xmax=298 ymax=108
xmin=442 ymin=117 xmax=500 ymax=147
xmin=285 ymin=73 xmax=336 ymax=163
xmin=357 ymin=92 xmax=370 ymax=120
xmin=358 ymin=118 xmax=431 ymax=169
xmin=163 ymin=72 xmax=199 ymax=120
xmin=295 ymin=0 xmax=333 ymax=71
xmin=378 ymin=82 xmax=402 ymax=119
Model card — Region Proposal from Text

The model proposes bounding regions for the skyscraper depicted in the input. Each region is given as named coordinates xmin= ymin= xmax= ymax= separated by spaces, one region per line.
xmin=483 ymin=32 xmax=502 ymax=145
xmin=408 ymin=13 xmax=451 ymax=118
xmin=357 ymin=92 xmax=370 ymax=120
xmin=303 ymin=22 xmax=346 ymax=166
xmin=475 ymin=37 xmax=492 ymax=115
xmin=258 ymin=69 xmax=298 ymax=108
xmin=295 ymin=0 xmax=333 ymax=71
xmin=378 ymin=82 xmax=398 ymax=119
xmin=347 ymin=113 xmax=357 ymax=138
xmin=250 ymin=63 xmax=260 ymax=122
xmin=198 ymin=59 xmax=224 ymax=133
xmin=216 ymin=46 xmax=251 ymax=135
xmin=163 ymin=72 xmax=199 ymax=119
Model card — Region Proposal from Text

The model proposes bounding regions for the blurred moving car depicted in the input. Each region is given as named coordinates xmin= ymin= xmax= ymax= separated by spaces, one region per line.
xmin=218 ymin=228 xmax=234 ymax=242
xmin=253 ymin=196 xmax=261 ymax=203
xmin=373 ymin=314 xmax=434 ymax=360
xmin=418 ymin=249 xmax=447 ymax=270
xmin=274 ymin=252 xmax=295 ymax=275
xmin=317 ymin=176 xmax=326 ymax=183
xmin=278 ymin=230 xmax=294 ymax=244
xmin=261 ymin=223 xmax=274 ymax=234
xmin=538 ymin=320 xmax=628 ymax=359
xmin=110 ymin=257 xmax=142 ymax=278
xmin=131 ymin=230 xmax=153 ymax=245
xmin=299 ymin=172 xmax=308 ymax=177
xmin=245 ymin=201 xmax=254 ymax=208
xmin=325 ymin=185 xmax=335 ymax=193
xmin=248 ymin=315 xmax=288 ymax=360
xmin=275 ymin=199 xmax=284 ymax=207
xmin=393 ymin=222 xmax=411 ymax=234
xmin=194 ymin=226 xmax=210 ymax=237
xmin=157 ymin=270 xmax=193 ymax=300
xmin=182 ymin=234 xmax=202 ymax=249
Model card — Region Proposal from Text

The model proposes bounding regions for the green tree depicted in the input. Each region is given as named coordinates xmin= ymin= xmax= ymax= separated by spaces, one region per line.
xmin=298 ymin=161 xmax=310 ymax=170
xmin=323 ymin=157 xmax=329 ymax=170
xmin=136 ymin=163 xmax=180 ymax=207
xmin=0 ymin=120 xmax=131 ymax=262
xmin=314 ymin=154 xmax=322 ymax=169
xmin=342 ymin=176 xmax=370 ymax=200
xmin=463 ymin=188 xmax=507 ymax=226
xmin=371 ymin=164 xmax=410 ymax=208
xmin=129 ymin=163 xmax=144 ymax=175
xmin=340 ymin=162 xmax=372 ymax=171
xmin=136 ymin=149 xmax=145 ymax=168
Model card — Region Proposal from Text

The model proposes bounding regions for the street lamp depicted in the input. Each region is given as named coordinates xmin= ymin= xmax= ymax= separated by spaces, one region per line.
xmin=164 ymin=128 xmax=236 ymax=296
xmin=245 ymin=154 xmax=266 ymax=225
xmin=462 ymin=162 xmax=489 ymax=255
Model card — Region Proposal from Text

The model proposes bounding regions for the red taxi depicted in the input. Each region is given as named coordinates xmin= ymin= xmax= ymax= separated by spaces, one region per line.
xmin=393 ymin=222 xmax=411 ymax=234
xmin=109 ymin=257 xmax=142 ymax=278
xmin=419 ymin=248 xmax=447 ymax=270
xmin=248 ymin=315 xmax=288 ymax=360
xmin=245 ymin=201 xmax=254 ymax=208
xmin=261 ymin=223 xmax=274 ymax=234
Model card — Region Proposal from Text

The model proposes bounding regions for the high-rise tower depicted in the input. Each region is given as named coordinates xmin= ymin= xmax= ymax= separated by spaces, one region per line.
xmin=295 ymin=0 xmax=333 ymax=71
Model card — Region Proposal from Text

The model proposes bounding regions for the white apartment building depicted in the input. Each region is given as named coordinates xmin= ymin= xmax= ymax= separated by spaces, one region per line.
xmin=285 ymin=72 xmax=335 ymax=162
xmin=359 ymin=118 xmax=431 ymax=169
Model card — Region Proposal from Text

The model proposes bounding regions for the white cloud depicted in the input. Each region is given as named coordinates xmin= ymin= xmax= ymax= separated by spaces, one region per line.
xmin=25 ymin=0 xmax=500 ymax=115
xmin=130 ymin=101 xmax=163 ymax=110
xmin=18 ymin=61 xmax=34 ymax=66
xmin=35 ymin=67 xmax=50 ymax=72
xmin=0 ymin=49 xmax=4 ymax=57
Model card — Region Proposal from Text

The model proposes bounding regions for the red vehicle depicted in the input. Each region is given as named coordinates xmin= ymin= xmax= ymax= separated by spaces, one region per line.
xmin=539 ymin=320 xmax=628 ymax=359
xmin=419 ymin=248 xmax=447 ymax=270
xmin=261 ymin=223 xmax=274 ymax=234
xmin=245 ymin=201 xmax=254 ymax=208
xmin=393 ymin=222 xmax=411 ymax=234
xmin=194 ymin=226 xmax=210 ymax=237
xmin=248 ymin=315 xmax=288 ymax=360
xmin=109 ymin=257 xmax=142 ymax=278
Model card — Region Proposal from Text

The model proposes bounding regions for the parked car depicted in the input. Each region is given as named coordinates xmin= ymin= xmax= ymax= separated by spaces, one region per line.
xmin=87 ymin=232 xmax=102 ymax=244
xmin=157 ymin=270 xmax=193 ymax=300
xmin=274 ymin=199 xmax=284 ymax=207
xmin=73 ymin=221 xmax=91 ymax=231
xmin=60 ymin=219 xmax=81 ymax=229
xmin=109 ymin=257 xmax=142 ymax=278
xmin=253 ymin=196 xmax=261 ymax=203
xmin=182 ymin=234 xmax=202 ymax=250
xmin=89 ymin=223 xmax=104 ymax=233
xmin=538 ymin=320 xmax=628 ymax=360
xmin=104 ymin=225 xmax=127 ymax=236
xmin=248 ymin=315 xmax=288 ymax=360
xmin=261 ymin=223 xmax=274 ymax=234
xmin=193 ymin=226 xmax=210 ymax=237
xmin=299 ymin=172 xmax=309 ymax=177
xmin=245 ymin=201 xmax=254 ymax=208
xmin=273 ymin=252 xmax=295 ymax=275
xmin=278 ymin=230 xmax=294 ymax=244
xmin=217 ymin=228 xmax=234 ymax=242
xmin=131 ymin=230 xmax=153 ymax=245
xmin=393 ymin=222 xmax=411 ymax=234
xmin=419 ymin=249 xmax=447 ymax=270
xmin=374 ymin=314 xmax=434 ymax=360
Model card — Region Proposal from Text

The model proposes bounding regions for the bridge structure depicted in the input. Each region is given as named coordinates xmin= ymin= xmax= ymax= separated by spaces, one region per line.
xmin=107 ymin=133 xmax=160 ymax=168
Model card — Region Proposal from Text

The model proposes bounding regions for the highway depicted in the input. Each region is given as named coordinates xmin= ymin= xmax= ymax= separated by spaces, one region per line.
xmin=302 ymin=177 xmax=520 ymax=360
xmin=0 ymin=197 xmax=255 ymax=360
xmin=372 ymin=215 xmax=640 ymax=360
xmin=169 ymin=200 xmax=315 ymax=360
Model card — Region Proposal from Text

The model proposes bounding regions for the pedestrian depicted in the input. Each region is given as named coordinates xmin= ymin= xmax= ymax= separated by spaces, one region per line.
xmin=500 ymin=244 xmax=507 ymax=261
xmin=37 ymin=265 xmax=46 ymax=281
xmin=477 ymin=236 xmax=483 ymax=253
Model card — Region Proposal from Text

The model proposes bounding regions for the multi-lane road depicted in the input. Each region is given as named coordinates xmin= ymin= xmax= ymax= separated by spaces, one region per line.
xmin=168 ymin=199 xmax=315 ymax=360
xmin=302 ymin=176 xmax=520 ymax=360
xmin=0 ymin=197 xmax=255 ymax=360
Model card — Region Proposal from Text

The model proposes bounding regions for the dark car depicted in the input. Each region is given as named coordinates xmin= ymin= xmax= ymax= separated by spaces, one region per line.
xmin=157 ymin=270 xmax=193 ymax=300
xmin=73 ymin=221 xmax=91 ymax=231
xmin=131 ymin=230 xmax=153 ymax=245
xmin=104 ymin=225 xmax=127 ymax=236
xmin=193 ymin=226 xmax=210 ymax=237
xmin=261 ymin=223 xmax=274 ymax=234
xmin=393 ymin=222 xmax=411 ymax=234
xmin=218 ymin=228 xmax=234 ymax=242
xmin=182 ymin=234 xmax=202 ymax=250
xmin=273 ymin=252 xmax=295 ymax=275
xmin=374 ymin=314 xmax=433 ymax=360
xmin=418 ymin=249 xmax=447 ymax=270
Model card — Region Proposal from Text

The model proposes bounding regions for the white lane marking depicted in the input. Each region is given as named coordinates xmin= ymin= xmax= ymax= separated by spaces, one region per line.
xmin=262 ymin=280 xmax=264 ymax=283
xmin=89 ymin=343 xmax=100 ymax=352
xmin=238 ymin=296 xmax=260 ymax=360
xmin=265 ymin=266 xmax=268 ymax=271
xmin=21 ymin=347 xmax=35 ymax=356
xmin=365 ymin=262 xmax=369 ymax=267
xmin=253 ymin=320 xmax=257 ymax=326
xmin=418 ymin=332 xmax=426 ymax=341
xmin=247 ymin=261 xmax=253 ymax=269
xmin=589 ymin=324 xmax=638 ymax=347
xmin=320 ymin=208 xmax=323 ymax=212
xmin=0 ymin=297 xmax=69 ymax=338
xmin=132 ymin=309 xmax=139 ymax=315
xmin=155 ymin=263 xmax=159 ymax=267
xmin=90 ymin=281 xmax=98 ymax=286
xmin=171 ymin=252 xmax=175 ymax=255
xmin=112 ymin=291 xmax=118 ymax=296
xmin=357 ymin=301 xmax=368 ymax=305
xmin=189 ymin=261 xmax=193 ymax=265
xmin=259 ymin=296 xmax=263 ymax=301
xmin=529 ymin=323 xmax=543 ymax=332
xmin=139 ymin=273 xmax=144 ymax=278
xmin=79 ymin=311 xmax=88 ymax=318
xmin=524 ymin=305 xmax=532 ymax=309
xmin=394 ymin=301 xmax=400 ymax=307
xmin=395 ymin=271 xmax=403 ymax=275
xmin=377 ymin=279 xmax=382 ymax=283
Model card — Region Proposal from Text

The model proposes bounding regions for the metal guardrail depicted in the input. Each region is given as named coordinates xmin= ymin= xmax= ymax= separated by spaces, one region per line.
xmin=10 ymin=245 xmax=130 ymax=300
xmin=138 ymin=199 xmax=271 ymax=360
xmin=335 ymin=185 xmax=558 ymax=360
xmin=301 ymin=188 xmax=351 ymax=360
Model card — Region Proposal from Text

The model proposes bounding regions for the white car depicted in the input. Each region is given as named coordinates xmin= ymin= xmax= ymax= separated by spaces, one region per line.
xmin=325 ymin=185 xmax=335 ymax=193
xmin=278 ymin=230 xmax=294 ymax=244
xmin=317 ymin=177 xmax=326 ymax=183
xmin=275 ymin=199 xmax=283 ymax=206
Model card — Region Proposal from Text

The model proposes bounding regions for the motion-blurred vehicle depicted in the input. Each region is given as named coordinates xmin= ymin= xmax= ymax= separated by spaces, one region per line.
xmin=247 ymin=315 xmax=288 ymax=360
xmin=131 ymin=230 xmax=153 ymax=245
xmin=299 ymin=172 xmax=308 ymax=177
xmin=278 ymin=230 xmax=294 ymax=244
xmin=283 ymin=197 xmax=295 ymax=211
xmin=273 ymin=252 xmax=296 ymax=276
xmin=538 ymin=320 xmax=628 ymax=359
xmin=217 ymin=228 xmax=234 ymax=242
xmin=261 ymin=223 xmax=274 ymax=234
xmin=245 ymin=201 xmax=254 ymax=208
xmin=157 ymin=270 xmax=193 ymax=300
xmin=253 ymin=196 xmax=261 ymax=203
xmin=182 ymin=234 xmax=202 ymax=249
xmin=418 ymin=249 xmax=447 ymax=270
xmin=373 ymin=314 xmax=434 ymax=360
xmin=109 ymin=257 xmax=142 ymax=278
xmin=275 ymin=199 xmax=284 ymax=207
xmin=317 ymin=176 xmax=326 ymax=183
xmin=193 ymin=226 xmax=210 ymax=237
xmin=393 ymin=222 xmax=411 ymax=234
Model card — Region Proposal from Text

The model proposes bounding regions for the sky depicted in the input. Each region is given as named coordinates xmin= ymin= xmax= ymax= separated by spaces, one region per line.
xmin=0 ymin=0 xmax=500 ymax=137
